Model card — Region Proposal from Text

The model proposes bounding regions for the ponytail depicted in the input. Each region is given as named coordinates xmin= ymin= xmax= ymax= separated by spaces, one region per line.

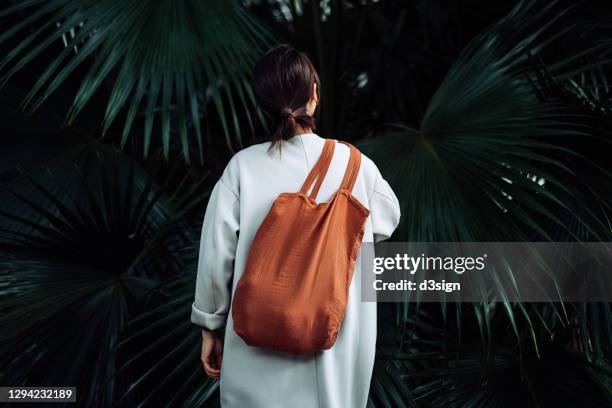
xmin=251 ymin=44 xmax=321 ymax=155
xmin=271 ymin=107 xmax=317 ymax=151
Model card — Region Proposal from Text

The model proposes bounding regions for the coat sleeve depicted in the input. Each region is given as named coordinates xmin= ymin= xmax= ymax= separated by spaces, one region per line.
xmin=369 ymin=167 xmax=401 ymax=243
xmin=191 ymin=170 xmax=240 ymax=331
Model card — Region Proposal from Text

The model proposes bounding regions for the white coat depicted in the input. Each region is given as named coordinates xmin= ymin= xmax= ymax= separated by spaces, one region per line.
xmin=191 ymin=132 xmax=401 ymax=407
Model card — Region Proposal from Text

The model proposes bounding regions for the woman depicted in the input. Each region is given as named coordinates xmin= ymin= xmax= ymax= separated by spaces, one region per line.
xmin=191 ymin=44 xmax=401 ymax=408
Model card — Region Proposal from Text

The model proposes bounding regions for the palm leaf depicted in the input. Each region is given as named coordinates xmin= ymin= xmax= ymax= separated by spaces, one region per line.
xmin=355 ymin=0 xmax=612 ymax=404
xmin=371 ymin=303 xmax=612 ymax=408
xmin=0 ymin=143 xmax=208 ymax=405
xmin=109 ymin=262 xmax=218 ymax=405
xmin=359 ymin=0 xmax=610 ymax=242
xmin=0 ymin=0 xmax=275 ymax=163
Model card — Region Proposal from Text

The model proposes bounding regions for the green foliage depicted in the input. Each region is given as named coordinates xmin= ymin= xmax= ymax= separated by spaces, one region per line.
xmin=0 ymin=0 xmax=275 ymax=162
xmin=355 ymin=0 xmax=612 ymax=405
xmin=0 ymin=144 xmax=208 ymax=405
xmin=1 ymin=0 xmax=612 ymax=406
xmin=358 ymin=0 xmax=610 ymax=242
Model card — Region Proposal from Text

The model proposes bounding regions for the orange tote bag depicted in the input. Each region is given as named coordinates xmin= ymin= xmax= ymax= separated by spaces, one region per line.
xmin=231 ymin=139 xmax=370 ymax=354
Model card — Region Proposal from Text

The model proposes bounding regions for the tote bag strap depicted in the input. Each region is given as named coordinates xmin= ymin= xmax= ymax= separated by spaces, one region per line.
xmin=300 ymin=139 xmax=336 ymax=199
xmin=338 ymin=141 xmax=361 ymax=193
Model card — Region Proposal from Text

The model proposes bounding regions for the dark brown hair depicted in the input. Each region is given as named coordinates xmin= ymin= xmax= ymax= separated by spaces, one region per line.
xmin=252 ymin=44 xmax=321 ymax=152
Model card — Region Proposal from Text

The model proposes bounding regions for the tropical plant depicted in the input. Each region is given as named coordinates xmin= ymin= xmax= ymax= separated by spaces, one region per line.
xmin=112 ymin=259 xmax=220 ymax=407
xmin=1 ymin=0 xmax=612 ymax=407
xmin=356 ymin=0 xmax=612 ymax=406
xmin=108 ymin=1 xmax=612 ymax=406
xmin=0 ymin=142 xmax=209 ymax=406
xmin=0 ymin=0 xmax=275 ymax=162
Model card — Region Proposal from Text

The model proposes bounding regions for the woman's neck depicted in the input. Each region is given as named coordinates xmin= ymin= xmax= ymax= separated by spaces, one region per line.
xmin=294 ymin=125 xmax=313 ymax=135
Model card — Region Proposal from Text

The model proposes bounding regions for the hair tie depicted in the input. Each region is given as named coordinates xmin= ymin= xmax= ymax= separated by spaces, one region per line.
xmin=281 ymin=107 xmax=295 ymax=119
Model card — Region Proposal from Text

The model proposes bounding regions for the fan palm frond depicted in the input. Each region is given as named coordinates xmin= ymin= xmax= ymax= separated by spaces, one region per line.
xmin=0 ymin=144 xmax=209 ymax=405
xmin=359 ymin=0 xmax=611 ymax=242
xmin=0 ymin=0 xmax=275 ymax=162
xmin=370 ymin=303 xmax=612 ymax=408
xmin=110 ymin=265 xmax=217 ymax=405
xmin=355 ymin=0 xmax=612 ymax=403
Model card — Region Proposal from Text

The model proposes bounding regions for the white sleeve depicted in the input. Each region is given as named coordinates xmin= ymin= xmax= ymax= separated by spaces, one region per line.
xmin=369 ymin=168 xmax=401 ymax=243
xmin=190 ymin=175 xmax=240 ymax=331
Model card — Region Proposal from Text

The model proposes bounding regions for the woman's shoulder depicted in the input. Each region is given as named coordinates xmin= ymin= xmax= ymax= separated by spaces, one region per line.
xmin=354 ymin=148 xmax=384 ymax=196
xmin=231 ymin=140 xmax=272 ymax=162
xmin=223 ymin=140 xmax=272 ymax=168
xmin=216 ymin=141 xmax=273 ymax=190
xmin=218 ymin=138 xmax=386 ymax=197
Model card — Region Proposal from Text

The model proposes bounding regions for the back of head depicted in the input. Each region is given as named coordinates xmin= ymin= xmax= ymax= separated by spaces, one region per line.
xmin=252 ymin=44 xmax=321 ymax=152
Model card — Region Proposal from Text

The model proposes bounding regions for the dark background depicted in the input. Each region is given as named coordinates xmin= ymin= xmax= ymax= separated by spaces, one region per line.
xmin=1 ymin=0 xmax=612 ymax=406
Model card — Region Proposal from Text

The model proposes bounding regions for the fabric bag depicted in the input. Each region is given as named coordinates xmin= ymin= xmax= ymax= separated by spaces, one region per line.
xmin=231 ymin=138 xmax=370 ymax=354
